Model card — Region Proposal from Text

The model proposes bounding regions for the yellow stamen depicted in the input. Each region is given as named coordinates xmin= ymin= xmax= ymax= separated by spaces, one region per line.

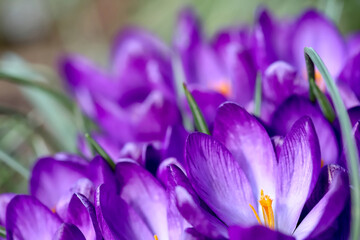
xmin=214 ymin=81 xmax=231 ymax=97
xmin=51 ymin=207 xmax=56 ymax=213
xmin=249 ymin=204 xmax=262 ymax=225
xmin=249 ymin=189 xmax=275 ymax=229
xmin=154 ymin=235 xmax=158 ymax=240
xmin=321 ymin=159 xmax=324 ymax=168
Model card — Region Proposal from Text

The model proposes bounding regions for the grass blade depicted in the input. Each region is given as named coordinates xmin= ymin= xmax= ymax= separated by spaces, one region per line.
xmin=0 ymin=72 xmax=73 ymax=111
xmin=305 ymin=47 xmax=360 ymax=240
xmin=0 ymin=149 xmax=29 ymax=179
xmin=85 ymin=133 xmax=115 ymax=170
xmin=183 ymin=83 xmax=210 ymax=135
xmin=254 ymin=72 xmax=262 ymax=117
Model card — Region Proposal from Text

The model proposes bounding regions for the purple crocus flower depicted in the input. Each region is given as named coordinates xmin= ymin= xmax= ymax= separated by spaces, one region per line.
xmin=96 ymin=161 xmax=189 ymax=240
xmin=60 ymin=28 xmax=181 ymax=159
xmin=0 ymin=153 xmax=115 ymax=239
xmin=173 ymin=8 xmax=256 ymax=125
xmin=4 ymin=194 xmax=94 ymax=240
xmin=167 ymin=102 xmax=349 ymax=239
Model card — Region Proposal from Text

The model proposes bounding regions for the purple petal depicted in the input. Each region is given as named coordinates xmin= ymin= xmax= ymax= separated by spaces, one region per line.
xmin=53 ymin=223 xmax=86 ymax=240
xmin=276 ymin=116 xmax=321 ymax=234
xmin=292 ymin=10 xmax=346 ymax=78
xmin=87 ymin=156 xmax=116 ymax=189
xmin=185 ymin=132 xmax=256 ymax=226
xmin=157 ymin=157 xmax=185 ymax=186
xmin=0 ymin=193 xmax=14 ymax=226
xmin=212 ymin=28 xmax=256 ymax=105
xmin=95 ymin=184 xmax=152 ymax=240
xmin=6 ymin=195 xmax=62 ymax=239
xmin=167 ymin=165 xmax=228 ymax=239
xmin=337 ymin=82 xmax=360 ymax=109
xmin=173 ymin=7 xmax=202 ymax=84
xmin=262 ymin=61 xmax=306 ymax=105
xmin=271 ymin=96 xmax=339 ymax=165
xmin=228 ymin=225 xmax=295 ymax=240
xmin=30 ymin=156 xmax=88 ymax=209
xmin=58 ymin=193 xmax=102 ymax=240
xmin=213 ymin=102 xmax=277 ymax=201
xmin=253 ymin=8 xmax=294 ymax=70
xmin=116 ymin=162 xmax=169 ymax=239
xmin=182 ymin=228 xmax=208 ymax=240
xmin=190 ymin=89 xmax=227 ymax=127
xmin=347 ymin=32 xmax=360 ymax=57
xmin=111 ymin=28 xmax=174 ymax=93
xmin=339 ymin=51 xmax=360 ymax=100
xmin=294 ymin=166 xmax=349 ymax=239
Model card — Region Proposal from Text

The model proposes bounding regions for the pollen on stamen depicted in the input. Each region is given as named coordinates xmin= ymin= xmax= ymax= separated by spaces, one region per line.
xmin=213 ymin=81 xmax=231 ymax=97
xmin=154 ymin=234 xmax=159 ymax=240
xmin=249 ymin=189 xmax=275 ymax=230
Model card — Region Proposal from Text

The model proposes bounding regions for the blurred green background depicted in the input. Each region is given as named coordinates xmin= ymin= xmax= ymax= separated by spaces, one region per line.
xmin=0 ymin=0 xmax=359 ymax=193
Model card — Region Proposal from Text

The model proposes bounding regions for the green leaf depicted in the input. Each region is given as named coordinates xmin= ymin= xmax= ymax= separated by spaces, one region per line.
xmin=304 ymin=47 xmax=360 ymax=240
xmin=0 ymin=149 xmax=29 ymax=179
xmin=183 ymin=83 xmax=210 ymax=135
xmin=308 ymin=78 xmax=336 ymax=122
xmin=85 ymin=133 xmax=115 ymax=170
xmin=0 ymin=72 xmax=73 ymax=111
xmin=0 ymin=226 xmax=6 ymax=238
xmin=253 ymin=72 xmax=262 ymax=117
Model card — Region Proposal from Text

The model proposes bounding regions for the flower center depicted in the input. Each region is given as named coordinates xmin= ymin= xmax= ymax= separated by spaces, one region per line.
xmin=154 ymin=235 xmax=158 ymax=240
xmin=213 ymin=81 xmax=231 ymax=97
xmin=249 ymin=189 xmax=275 ymax=229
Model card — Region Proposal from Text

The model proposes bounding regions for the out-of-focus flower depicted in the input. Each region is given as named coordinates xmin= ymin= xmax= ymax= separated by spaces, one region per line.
xmin=173 ymin=7 xmax=256 ymax=125
xmin=167 ymin=103 xmax=349 ymax=239
xmin=60 ymin=28 xmax=182 ymax=160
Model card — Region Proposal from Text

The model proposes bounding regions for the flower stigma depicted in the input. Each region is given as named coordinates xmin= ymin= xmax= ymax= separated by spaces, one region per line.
xmin=249 ymin=189 xmax=275 ymax=229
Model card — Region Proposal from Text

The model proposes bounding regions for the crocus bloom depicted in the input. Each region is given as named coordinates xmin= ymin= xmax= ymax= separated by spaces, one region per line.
xmin=61 ymin=28 xmax=181 ymax=158
xmin=168 ymin=102 xmax=349 ymax=239
xmin=96 ymin=161 xmax=189 ymax=240
xmin=5 ymin=195 xmax=88 ymax=239
xmin=173 ymin=7 xmax=256 ymax=125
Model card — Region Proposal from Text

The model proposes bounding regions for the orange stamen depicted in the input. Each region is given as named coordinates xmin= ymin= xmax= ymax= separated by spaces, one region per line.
xmin=214 ymin=81 xmax=231 ymax=97
xmin=249 ymin=189 xmax=275 ymax=229
xmin=321 ymin=159 xmax=324 ymax=168
xmin=154 ymin=235 xmax=159 ymax=240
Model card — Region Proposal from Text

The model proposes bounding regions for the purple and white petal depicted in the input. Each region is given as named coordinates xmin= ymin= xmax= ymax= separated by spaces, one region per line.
xmin=293 ymin=166 xmax=349 ymax=239
xmin=30 ymin=156 xmax=88 ymax=209
xmin=185 ymin=132 xmax=256 ymax=226
xmin=167 ymin=164 xmax=228 ymax=239
xmin=116 ymin=162 xmax=169 ymax=239
xmin=292 ymin=10 xmax=346 ymax=78
xmin=271 ymin=96 xmax=339 ymax=165
xmin=0 ymin=193 xmax=15 ymax=226
xmin=95 ymin=184 xmax=153 ymax=240
xmin=53 ymin=223 xmax=86 ymax=240
xmin=213 ymin=102 xmax=277 ymax=201
xmin=276 ymin=117 xmax=321 ymax=234
xmin=6 ymin=195 xmax=62 ymax=240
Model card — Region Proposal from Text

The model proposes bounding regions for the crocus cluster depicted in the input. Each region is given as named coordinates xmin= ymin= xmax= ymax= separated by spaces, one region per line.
xmin=1 ymin=5 xmax=359 ymax=240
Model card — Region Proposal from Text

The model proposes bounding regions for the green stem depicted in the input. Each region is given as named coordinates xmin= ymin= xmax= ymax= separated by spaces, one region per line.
xmin=304 ymin=47 xmax=360 ymax=240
